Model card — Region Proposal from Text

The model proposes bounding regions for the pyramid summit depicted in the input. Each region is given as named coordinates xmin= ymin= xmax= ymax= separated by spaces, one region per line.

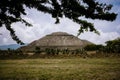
xmin=47 ymin=32 xmax=71 ymax=36
xmin=19 ymin=32 xmax=92 ymax=51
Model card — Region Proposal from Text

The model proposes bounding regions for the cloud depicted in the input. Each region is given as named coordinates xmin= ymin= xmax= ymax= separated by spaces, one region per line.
xmin=0 ymin=0 xmax=120 ymax=45
xmin=80 ymin=30 xmax=120 ymax=45
xmin=97 ymin=0 xmax=120 ymax=5
xmin=9 ymin=16 xmax=120 ymax=45
xmin=0 ymin=27 xmax=16 ymax=45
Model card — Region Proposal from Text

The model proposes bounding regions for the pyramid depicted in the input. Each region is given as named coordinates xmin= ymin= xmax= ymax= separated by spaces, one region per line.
xmin=19 ymin=32 xmax=92 ymax=51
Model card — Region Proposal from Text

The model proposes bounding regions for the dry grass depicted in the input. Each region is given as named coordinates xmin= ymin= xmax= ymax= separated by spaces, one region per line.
xmin=0 ymin=58 xmax=120 ymax=80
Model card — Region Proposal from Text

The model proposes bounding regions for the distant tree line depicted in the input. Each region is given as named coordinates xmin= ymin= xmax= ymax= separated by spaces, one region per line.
xmin=105 ymin=38 xmax=120 ymax=53
xmin=84 ymin=38 xmax=120 ymax=53
xmin=84 ymin=44 xmax=103 ymax=51
xmin=0 ymin=48 xmax=25 ymax=58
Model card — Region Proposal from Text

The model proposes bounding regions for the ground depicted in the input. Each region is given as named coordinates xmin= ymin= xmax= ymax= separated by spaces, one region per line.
xmin=0 ymin=57 xmax=120 ymax=80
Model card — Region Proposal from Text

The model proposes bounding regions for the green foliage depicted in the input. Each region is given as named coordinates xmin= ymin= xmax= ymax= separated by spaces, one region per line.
xmin=84 ymin=44 xmax=104 ymax=51
xmin=45 ymin=48 xmax=56 ymax=55
xmin=45 ymin=48 xmax=61 ymax=55
xmin=94 ymin=38 xmax=120 ymax=53
xmin=45 ymin=48 xmax=51 ymax=55
xmin=0 ymin=0 xmax=117 ymax=44
xmin=105 ymin=38 xmax=120 ymax=53
xmin=71 ymin=48 xmax=86 ymax=55
xmin=61 ymin=49 xmax=69 ymax=54
xmin=35 ymin=46 xmax=41 ymax=54
xmin=0 ymin=49 xmax=23 ymax=57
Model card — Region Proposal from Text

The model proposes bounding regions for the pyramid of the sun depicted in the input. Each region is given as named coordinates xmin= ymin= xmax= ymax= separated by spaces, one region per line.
xmin=19 ymin=32 xmax=92 ymax=51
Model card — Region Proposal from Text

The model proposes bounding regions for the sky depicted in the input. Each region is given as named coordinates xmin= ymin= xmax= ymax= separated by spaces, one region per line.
xmin=0 ymin=0 xmax=120 ymax=46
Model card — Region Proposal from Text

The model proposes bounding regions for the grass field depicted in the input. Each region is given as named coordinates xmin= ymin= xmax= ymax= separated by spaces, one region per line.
xmin=0 ymin=57 xmax=120 ymax=80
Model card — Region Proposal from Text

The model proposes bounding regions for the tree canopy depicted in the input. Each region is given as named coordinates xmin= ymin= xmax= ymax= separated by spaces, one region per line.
xmin=106 ymin=38 xmax=120 ymax=48
xmin=0 ymin=0 xmax=117 ymax=44
xmin=104 ymin=38 xmax=120 ymax=53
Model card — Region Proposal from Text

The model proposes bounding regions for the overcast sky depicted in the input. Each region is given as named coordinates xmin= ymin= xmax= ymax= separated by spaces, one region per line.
xmin=0 ymin=0 xmax=120 ymax=46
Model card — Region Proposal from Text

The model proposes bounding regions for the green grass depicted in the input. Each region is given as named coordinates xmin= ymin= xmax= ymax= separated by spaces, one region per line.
xmin=0 ymin=58 xmax=120 ymax=80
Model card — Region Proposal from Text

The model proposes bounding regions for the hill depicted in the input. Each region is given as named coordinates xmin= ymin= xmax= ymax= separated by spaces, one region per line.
xmin=0 ymin=44 xmax=27 ymax=50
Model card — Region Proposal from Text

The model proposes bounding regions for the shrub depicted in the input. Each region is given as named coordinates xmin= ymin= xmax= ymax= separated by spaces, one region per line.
xmin=35 ymin=46 xmax=41 ymax=54
xmin=84 ymin=44 xmax=104 ymax=51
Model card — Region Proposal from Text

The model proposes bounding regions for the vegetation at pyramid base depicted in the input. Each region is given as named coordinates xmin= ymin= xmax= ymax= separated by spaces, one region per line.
xmin=0 ymin=0 xmax=117 ymax=44
xmin=0 ymin=38 xmax=120 ymax=59
xmin=84 ymin=38 xmax=120 ymax=53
